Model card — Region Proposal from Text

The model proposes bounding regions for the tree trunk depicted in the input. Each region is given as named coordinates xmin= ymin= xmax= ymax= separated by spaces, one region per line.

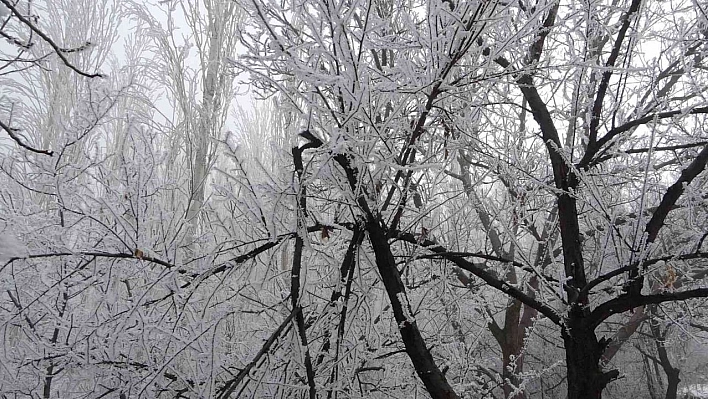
xmin=563 ymin=314 xmax=618 ymax=399
xmin=648 ymin=307 xmax=680 ymax=399
xmin=664 ymin=368 xmax=680 ymax=399
xmin=492 ymin=299 xmax=527 ymax=399
xmin=501 ymin=343 xmax=525 ymax=399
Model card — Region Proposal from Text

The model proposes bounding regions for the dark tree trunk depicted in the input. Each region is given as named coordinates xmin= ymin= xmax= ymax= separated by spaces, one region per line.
xmin=664 ymin=368 xmax=680 ymax=399
xmin=490 ymin=299 xmax=527 ymax=399
xmin=501 ymin=343 xmax=525 ymax=399
xmin=563 ymin=312 xmax=618 ymax=399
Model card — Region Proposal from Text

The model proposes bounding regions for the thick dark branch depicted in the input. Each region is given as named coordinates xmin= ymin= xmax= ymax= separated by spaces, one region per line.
xmin=620 ymin=143 xmax=708 ymax=296
xmin=490 ymin=8 xmax=588 ymax=297
xmin=515 ymin=74 xmax=588 ymax=298
xmin=2 ymin=251 xmax=175 ymax=271
xmin=4 ymin=227 xmax=333 ymax=286
xmin=324 ymin=224 xmax=364 ymax=384
xmin=526 ymin=1 xmax=559 ymax=64
xmin=367 ymin=221 xmax=461 ymax=399
xmin=495 ymin=4 xmax=564 ymax=179
xmin=645 ymin=144 xmax=708 ymax=244
xmin=623 ymin=141 xmax=708 ymax=155
xmin=417 ymin=251 xmax=523 ymax=268
xmin=515 ymin=75 xmax=565 ymax=182
xmin=416 ymin=251 xmax=558 ymax=283
xmin=193 ymin=237 xmax=287 ymax=279
xmin=296 ymin=131 xmax=458 ymax=396
xmin=582 ymin=252 xmax=708 ymax=296
xmin=588 ymin=288 xmax=708 ymax=329
xmin=442 ymin=256 xmax=561 ymax=325
xmin=290 ymin=144 xmax=316 ymax=399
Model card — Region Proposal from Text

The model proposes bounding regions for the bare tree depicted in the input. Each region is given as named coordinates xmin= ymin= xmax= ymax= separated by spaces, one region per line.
xmin=0 ymin=0 xmax=106 ymax=155
xmin=240 ymin=0 xmax=708 ymax=398
xmin=2 ymin=0 xmax=708 ymax=398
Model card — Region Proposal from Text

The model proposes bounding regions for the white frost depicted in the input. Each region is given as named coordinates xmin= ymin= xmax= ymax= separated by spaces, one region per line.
xmin=679 ymin=384 xmax=708 ymax=398
xmin=0 ymin=232 xmax=28 ymax=263
xmin=396 ymin=292 xmax=415 ymax=328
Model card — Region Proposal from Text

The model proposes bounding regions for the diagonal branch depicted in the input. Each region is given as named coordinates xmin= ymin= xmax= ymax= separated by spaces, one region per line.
xmin=582 ymin=252 xmax=708 ymax=297
xmin=291 ymin=143 xmax=317 ymax=399
xmin=396 ymin=232 xmax=562 ymax=326
xmin=216 ymin=308 xmax=297 ymax=399
xmin=298 ymin=131 xmax=459 ymax=398
xmin=0 ymin=0 xmax=102 ymax=78
xmin=491 ymin=5 xmax=588 ymax=298
xmin=2 ymin=251 xmax=175 ymax=272
xmin=526 ymin=1 xmax=559 ymax=65
xmin=580 ymin=107 xmax=708 ymax=168
xmin=587 ymin=0 xmax=643 ymax=148
xmin=622 ymin=143 xmax=708 ymax=296
xmin=367 ymin=219 xmax=461 ymax=399
xmin=0 ymin=119 xmax=53 ymax=155
xmin=645 ymin=143 xmax=708 ymax=244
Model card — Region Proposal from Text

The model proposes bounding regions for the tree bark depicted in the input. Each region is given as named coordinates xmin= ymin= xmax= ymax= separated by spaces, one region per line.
xmin=367 ymin=220 xmax=459 ymax=399
xmin=563 ymin=314 xmax=618 ymax=399
xmin=648 ymin=306 xmax=680 ymax=399
xmin=489 ymin=299 xmax=527 ymax=399
xmin=664 ymin=368 xmax=680 ymax=399
xmin=501 ymin=337 xmax=525 ymax=399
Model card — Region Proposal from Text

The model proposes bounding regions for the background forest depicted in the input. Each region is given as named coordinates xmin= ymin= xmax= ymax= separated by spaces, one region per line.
xmin=1 ymin=0 xmax=708 ymax=398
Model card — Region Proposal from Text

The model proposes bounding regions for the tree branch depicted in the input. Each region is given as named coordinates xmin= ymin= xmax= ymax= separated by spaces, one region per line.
xmin=396 ymin=232 xmax=562 ymax=326
xmin=580 ymin=107 xmax=708 ymax=168
xmin=0 ymin=119 xmax=53 ymax=155
xmin=0 ymin=0 xmax=102 ymax=78
xmin=367 ymin=220 xmax=461 ymax=398
xmin=645 ymin=144 xmax=708 ymax=243
xmin=587 ymin=0 xmax=643 ymax=148
xmin=290 ymin=144 xmax=316 ymax=399
xmin=588 ymin=288 xmax=708 ymax=329
xmin=620 ymin=143 xmax=708 ymax=296
xmin=582 ymin=252 xmax=708 ymax=297
xmin=217 ymin=308 xmax=297 ymax=399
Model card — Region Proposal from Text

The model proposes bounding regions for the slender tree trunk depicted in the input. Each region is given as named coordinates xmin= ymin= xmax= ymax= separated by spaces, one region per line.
xmin=642 ymin=354 xmax=664 ymax=399
xmin=184 ymin=22 xmax=219 ymax=258
xmin=292 ymin=145 xmax=317 ymax=399
xmin=648 ymin=306 xmax=680 ymax=399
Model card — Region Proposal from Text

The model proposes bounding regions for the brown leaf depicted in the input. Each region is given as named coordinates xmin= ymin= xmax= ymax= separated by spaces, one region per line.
xmin=321 ymin=226 xmax=331 ymax=241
